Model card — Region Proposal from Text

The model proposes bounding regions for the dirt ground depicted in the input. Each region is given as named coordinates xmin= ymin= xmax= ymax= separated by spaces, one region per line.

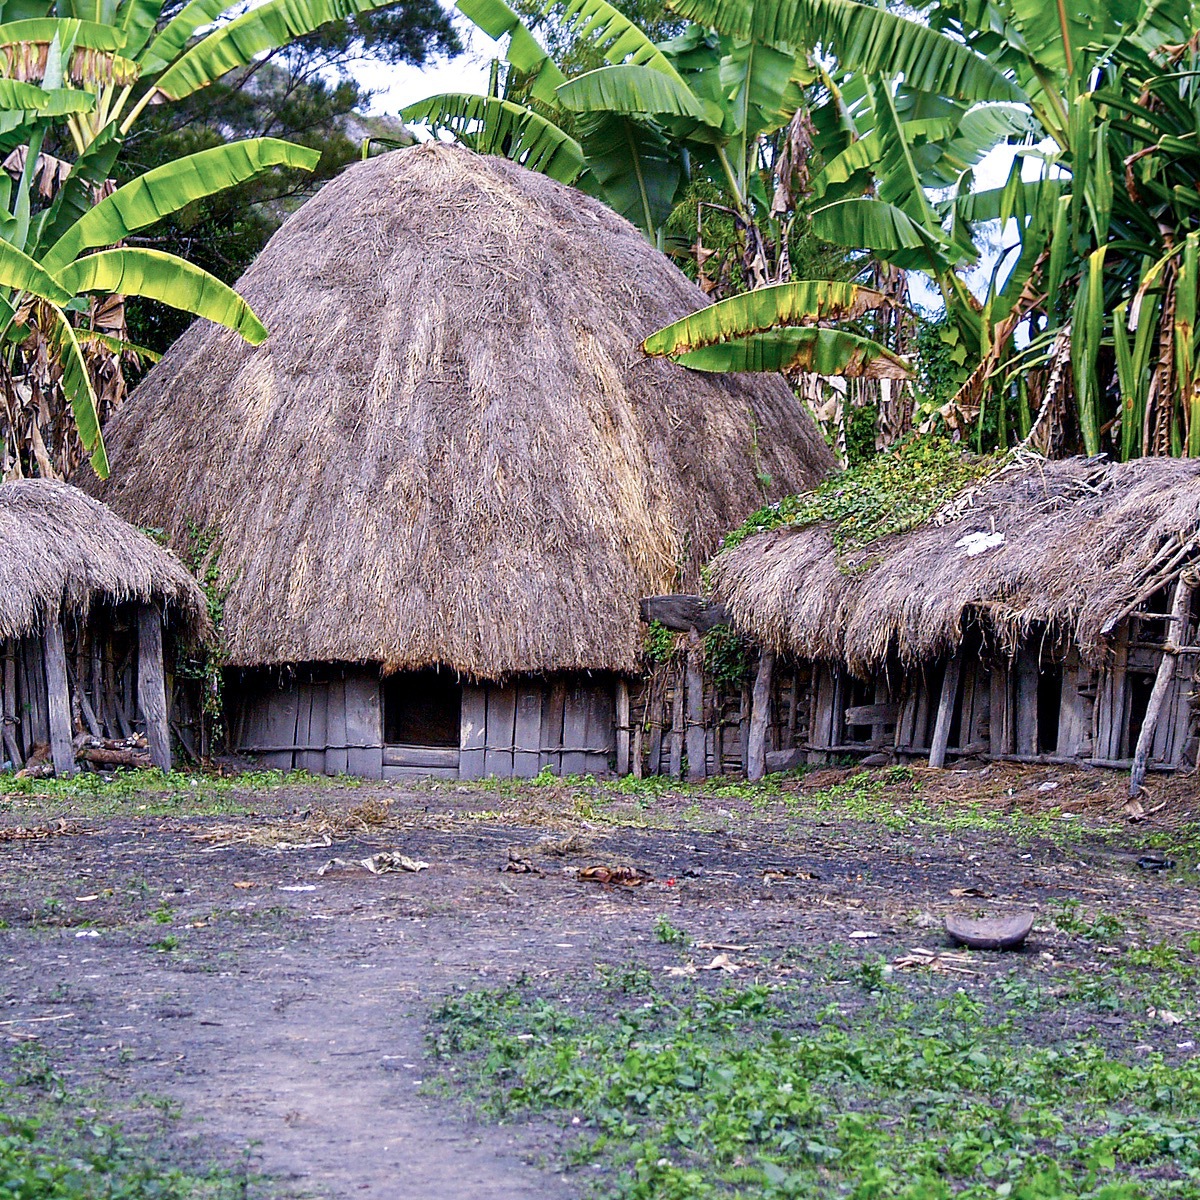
xmin=1 ymin=762 xmax=1198 ymax=1198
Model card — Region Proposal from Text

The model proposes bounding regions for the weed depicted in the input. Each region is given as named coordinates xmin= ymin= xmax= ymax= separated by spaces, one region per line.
xmin=429 ymin=940 xmax=1200 ymax=1200
xmin=654 ymin=917 xmax=686 ymax=946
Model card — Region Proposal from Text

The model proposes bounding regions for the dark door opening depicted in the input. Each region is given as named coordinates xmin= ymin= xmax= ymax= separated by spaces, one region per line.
xmin=1036 ymin=663 xmax=1063 ymax=754
xmin=1125 ymin=671 xmax=1157 ymax=758
xmin=383 ymin=670 xmax=462 ymax=747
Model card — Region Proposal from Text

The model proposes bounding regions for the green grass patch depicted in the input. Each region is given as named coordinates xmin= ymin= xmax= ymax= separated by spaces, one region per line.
xmin=429 ymin=958 xmax=1200 ymax=1199
xmin=0 ymin=766 xmax=351 ymax=816
xmin=0 ymin=1046 xmax=250 ymax=1199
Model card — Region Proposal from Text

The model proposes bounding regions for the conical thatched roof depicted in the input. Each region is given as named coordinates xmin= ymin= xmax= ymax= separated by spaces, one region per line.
xmin=87 ymin=142 xmax=834 ymax=677
xmin=0 ymin=479 xmax=208 ymax=641
xmin=714 ymin=455 xmax=1200 ymax=672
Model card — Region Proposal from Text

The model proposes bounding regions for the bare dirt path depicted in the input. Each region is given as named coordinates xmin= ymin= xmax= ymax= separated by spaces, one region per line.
xmin=1 ymin=765 xmax=1197 ymax=1198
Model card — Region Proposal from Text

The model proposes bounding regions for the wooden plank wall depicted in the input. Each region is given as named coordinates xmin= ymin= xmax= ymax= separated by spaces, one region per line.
xmin=625 ymin=655 xmax=811 ymax=778
xmin=233 ymin=669 xmax=616 ymax=781
xmin=1 ymin=604 xmax=173 ymax=775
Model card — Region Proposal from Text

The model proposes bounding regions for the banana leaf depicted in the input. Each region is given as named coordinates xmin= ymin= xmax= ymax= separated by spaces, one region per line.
xmin=55 ymin=247 xmax=267 ymax=343
xmin=42 ymin=138 xmax=320 ymax=273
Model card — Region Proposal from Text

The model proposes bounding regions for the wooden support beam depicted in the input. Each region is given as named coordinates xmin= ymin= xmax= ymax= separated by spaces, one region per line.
xmin=668 ymin=664 xmax=684 ymax=779
xmin=2 ymin=641 xmax=21 ymax=768
xmin=928 ymin=652 xmax=962 ymax=769
xmin=137 ymin=606 xmax=172 ymax=773
xmin=639 ymin=595 xmax=729 ymax=634
xmin=685 ymin=631 xmax=706 ymax=781
xmin=615 ymin=679 xmax=631 ymax=776
xmin=747 ymin=649 xmax=775 ymax=781
xmin=42 ymin=623 xmax=77 ymax=778
xmin=647 ymin=670 xmax=664 ymax=776
xmin=631 ymin=689 xmax=644 ymax=779
xmin=1130 ymin=578 xmax=1193 ymax=796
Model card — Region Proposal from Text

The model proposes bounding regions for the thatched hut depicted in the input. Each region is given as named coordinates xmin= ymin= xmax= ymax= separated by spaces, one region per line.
xmin=86 ymin=142 xmax=834 ymax=780
xmin=1 ymin=479 xmax=208 ymax=776
xmin=713 ymin=455 xmax=1200 ymax=787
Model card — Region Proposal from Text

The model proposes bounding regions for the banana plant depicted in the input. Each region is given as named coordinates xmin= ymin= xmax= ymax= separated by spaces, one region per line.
xmin=0 ymin=137 xmax=319 ymax=478
xmin=643 ymin=279 xmax=909 ymax=377
xmin=0 ymin=0 xmax=393 ymax=479
xmin=0 ymin=0 xmax=416 ymax=152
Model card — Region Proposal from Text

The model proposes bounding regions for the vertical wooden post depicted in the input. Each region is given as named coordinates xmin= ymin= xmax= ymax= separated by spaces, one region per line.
xmin=739 ymin=681 xmax=751 ymax=774
xmin=631 ymin=693 xmax=644 ymax=779
xmin=42 ymin=623 xmax=77 ymax=777
xmin=668 ymin=663 xmax=685 ymax=779
xmin=2 ymin=641 xmax=21 ymax=768
xmin=137 ymin=606 xmax=172 ymax=773
xmin=928 ymin=651 xmax=962 ymax=769
xmin=1131 ymin=578 xmax=1193 ymax=795
xmin=615 ymin=679 xmax=631 ymax=776
xmin=747 ymin=649 xmax=774 ymax=781
xmin=685 ymin=631 xmax=706 ymax=781
xmin=647 ymin=669 xmax=664 ymax=776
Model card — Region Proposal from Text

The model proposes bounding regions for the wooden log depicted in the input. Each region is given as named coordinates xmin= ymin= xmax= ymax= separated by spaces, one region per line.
xmin=77 ymin=746 xmax=152 ymax=768
xmin=685 ymin=631 xmax=706 ymax=781
xmin=747 ymin=649 xmax=774 ymax=781
xmin=2 ymin=641 xmax=21 ymax=768
xmin=136 ymin=607 xmax=172 ymax=772
xmin=42 ymin=623 xmax=77 ymax=778
xmin=1130 ymin=578 xmax=1194 ymax=795
xmin=844 ymin=702 xmax=898 ymax=726
xmin=928 ymin=652 xmax=962 ymax=769
xmin=67 ymin=655 xmax=102 ymax=737
xmin=615 ymin=678 xmax=631 ymax=776
xmin=668 ymin=665 xmax=684 ymax=779
xmin=639 ymin=595 xmax=729 ymax=634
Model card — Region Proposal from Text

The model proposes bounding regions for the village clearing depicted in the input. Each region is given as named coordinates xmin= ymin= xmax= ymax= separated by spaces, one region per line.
xmin=0 ymin=764 xmax=1198 ymax=1199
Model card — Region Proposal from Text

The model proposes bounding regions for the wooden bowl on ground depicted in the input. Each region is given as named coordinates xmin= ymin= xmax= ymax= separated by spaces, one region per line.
xmin=944 ymin=911 xmax=1035 ymax=951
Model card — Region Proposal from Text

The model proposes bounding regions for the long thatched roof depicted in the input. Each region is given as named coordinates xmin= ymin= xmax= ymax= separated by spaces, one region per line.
xmin=0 ymin=479 xmax=209 ymax=641
xmin=86 ymin=142 xmax=834 ymax=677
xmin=714 ymin=455 xmax=1200 ymax=673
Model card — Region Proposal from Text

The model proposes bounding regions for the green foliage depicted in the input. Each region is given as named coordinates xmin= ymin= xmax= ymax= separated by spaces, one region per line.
xmin=702 ymin=623 xmax=751 ymax=688
xmin=173 ymin=521 xmax=228 ymax=740
xmin=642 ymin=620 xmax=678 ymax=666
xmin=0 ymin=1079 xmax=246 ymax=1199
xmin=721 ymin=436 xmax=1000 ymax=560
xmin=0 ymin=766 xmax=340 ymax=816
xmin=430 ymin=963 xmax=1200 ymax=1199
xmin=654 ymin=915 xmax=686 ymax=944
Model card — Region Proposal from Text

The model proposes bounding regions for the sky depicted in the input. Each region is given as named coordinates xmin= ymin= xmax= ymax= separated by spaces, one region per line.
xmin=352 ymin=11 xmax=494 ymax=114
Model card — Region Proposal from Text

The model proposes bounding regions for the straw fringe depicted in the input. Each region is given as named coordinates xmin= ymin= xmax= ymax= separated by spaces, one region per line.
xmin=713 ymin=455 xmax=1200 ymax=673
xmin=0 ymin=479 xmax=209 ymax=641
xmin=85 ymin=143 xmax=833 ymax=676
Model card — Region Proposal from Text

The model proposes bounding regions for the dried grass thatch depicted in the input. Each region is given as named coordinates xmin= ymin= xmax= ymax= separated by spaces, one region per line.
xmin=714 ymin=454 xmax=1200 ymax=673
xmin=86 ymin=142 xmax=833 ymax=677
xmin=0 ymin=479 xmax=209 ymax=641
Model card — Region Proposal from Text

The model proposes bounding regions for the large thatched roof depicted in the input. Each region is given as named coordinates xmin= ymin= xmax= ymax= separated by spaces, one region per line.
xmin=714 ymin=455 xmax=1200 ymax=673
xmin=0 ymin=479 xmax=208 ymax=641
xmin=87 ymin=142 xmax=834 ymax=677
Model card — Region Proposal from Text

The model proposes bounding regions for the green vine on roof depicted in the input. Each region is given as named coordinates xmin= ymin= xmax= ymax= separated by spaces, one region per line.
xmin=722 ymin=437 xmax=1002 ymax=562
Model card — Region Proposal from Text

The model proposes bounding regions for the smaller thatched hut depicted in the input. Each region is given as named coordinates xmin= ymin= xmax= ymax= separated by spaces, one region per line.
xmin=0 ymin=480 xmax=208 ymax=777
xmin=713 ymin=456 xmax=1200 ymax=788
